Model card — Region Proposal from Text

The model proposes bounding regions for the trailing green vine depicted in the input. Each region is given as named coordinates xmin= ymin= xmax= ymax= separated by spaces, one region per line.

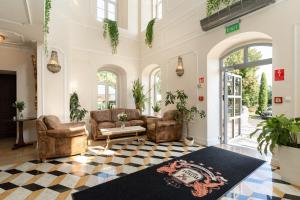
xmin=103 ymin=18 xmax=119 ymax=54
xmin=145 ymin=18 xmax=156 ymax=48
xmin=44 ymin=0 xmax=51 ymax=54
xmin=207 ymin=0 xmax=237 ymax=16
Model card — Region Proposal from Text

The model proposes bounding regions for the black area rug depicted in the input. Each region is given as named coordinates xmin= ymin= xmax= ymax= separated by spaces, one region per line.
xmin=73 ymin=146 xmax=265 ymax=200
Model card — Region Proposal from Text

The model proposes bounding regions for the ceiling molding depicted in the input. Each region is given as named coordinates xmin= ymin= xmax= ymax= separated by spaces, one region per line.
xmin=23 ymin=0 xmax=32 ymax=24
xmin=0 ymin=0 xmax=32 ymax=25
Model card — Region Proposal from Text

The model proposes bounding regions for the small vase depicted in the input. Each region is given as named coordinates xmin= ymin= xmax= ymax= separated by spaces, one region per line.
xmin=121 ymin=122 xmax=125 ymax=129
xmin=18 ymin=112 xmax=23 ymax=120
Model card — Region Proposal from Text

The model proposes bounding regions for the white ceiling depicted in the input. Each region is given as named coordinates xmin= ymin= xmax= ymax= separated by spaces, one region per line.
xmin=0 ymin=0 xmax=44 ymax=46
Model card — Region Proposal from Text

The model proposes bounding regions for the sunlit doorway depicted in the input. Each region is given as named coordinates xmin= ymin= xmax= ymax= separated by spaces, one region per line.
xmin=221 ymin=44 xmax=272 ymax=149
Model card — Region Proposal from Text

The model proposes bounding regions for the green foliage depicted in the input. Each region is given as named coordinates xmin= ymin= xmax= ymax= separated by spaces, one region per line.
xmin=132 ymin=79 xmax=149 ymax=112
xmin=44 ymin=0 xmax=52 ymax=53
xmin=70 ymin=92 xmax=88 ymax=122
xmin=257 ymin=72 xmax=268 ymax=115
xmin=268 ymin=86 xmax=272 ymax=105
xmin=224 ymin=48 xmax=263 ymax=108
xmin=165 ymin=90 xmax=206 ymax=138
xmin=13 ymin=101 xmax=25 ymax=112
xmin=251 ymin=115 xmax=300 ymax=155
xmin=152 ymin=102 xmax=161 ymax=113
xmin=145 ymin=19 xmax=156 ymax=48
xmin=103 ymin=18 xmax=119 ymax=54
xmin=207 ymin=0 xmax=238 ymax=16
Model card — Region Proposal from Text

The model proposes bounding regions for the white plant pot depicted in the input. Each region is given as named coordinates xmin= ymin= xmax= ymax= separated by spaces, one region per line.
xmin=184 ymin=137 xmax=194 ymax=146
xmin=278 ymin=145 xmax=300 ymax=186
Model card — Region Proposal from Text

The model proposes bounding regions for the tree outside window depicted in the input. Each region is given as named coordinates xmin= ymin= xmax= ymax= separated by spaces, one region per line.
xmin=97 ymin=71 xmax=118 ymax=110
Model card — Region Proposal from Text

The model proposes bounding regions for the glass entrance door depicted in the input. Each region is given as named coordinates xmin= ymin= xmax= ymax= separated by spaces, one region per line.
xmin=224 ymin=73 xmax=242 ymax=144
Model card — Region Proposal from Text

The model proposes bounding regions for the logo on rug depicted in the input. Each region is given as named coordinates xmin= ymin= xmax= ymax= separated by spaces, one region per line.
xmin=157 ymin=160 xmax=228 ymax=198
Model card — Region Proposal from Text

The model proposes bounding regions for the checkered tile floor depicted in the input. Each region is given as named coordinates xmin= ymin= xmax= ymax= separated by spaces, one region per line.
xmin=0 ymin=141 xmax=299 ymax=200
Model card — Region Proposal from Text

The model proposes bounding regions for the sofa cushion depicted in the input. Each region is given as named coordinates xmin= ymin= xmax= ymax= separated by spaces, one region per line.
xmin=111 ymin=108 xmax=126 ymax=122
xmin=91 ymin=110 xmax=111 ymax=122
xmin=115 ymin=121 xmax=131 ymax=127
xmin=44 ymin=115 xmax=62 ymax=130
xmin=98 ymin=122 xmax=115 ymax=129
xmin=128 ymin=120 xmax=144 ymax=126
xmin=125 ymin=109 xmax=141 ymax=120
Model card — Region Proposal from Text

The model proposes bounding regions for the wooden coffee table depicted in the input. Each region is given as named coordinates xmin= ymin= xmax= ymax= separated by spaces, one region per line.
xmin=100 ymin=126 xmax=146 ymax=149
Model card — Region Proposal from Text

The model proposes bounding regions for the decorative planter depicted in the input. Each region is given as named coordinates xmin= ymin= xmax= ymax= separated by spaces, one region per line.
xmin=184 ymin=137 xmax=194 ymax=146
xmin=278 ymin=145 xmax=300 ymax=186
xmin=200 ymin=0 xmax=275 ymax=31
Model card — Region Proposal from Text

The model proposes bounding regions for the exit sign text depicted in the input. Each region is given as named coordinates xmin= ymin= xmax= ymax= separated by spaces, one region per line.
xmin=226 ymin=23 xmax=240 ymax=34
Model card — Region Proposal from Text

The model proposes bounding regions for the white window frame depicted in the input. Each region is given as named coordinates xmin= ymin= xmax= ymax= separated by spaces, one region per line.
xmin=152 ymin=0 xmax=163 ymax=20
xmin=149 ymin=68 xmax=161 ymax=114
xmin=97 ymin=0 xmax=118 ymax=22
xmin=97 ymin=71 xmax=119 ymax=110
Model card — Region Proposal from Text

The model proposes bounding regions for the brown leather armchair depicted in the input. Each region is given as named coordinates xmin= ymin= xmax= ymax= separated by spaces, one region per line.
xmin=36 ymin=115 xmax=88 ymax=161
xmin=146 ymin=110 xmax=182 ymax=143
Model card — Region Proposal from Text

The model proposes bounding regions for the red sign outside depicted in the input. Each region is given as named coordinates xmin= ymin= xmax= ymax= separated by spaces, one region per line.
xmin=274 ymin=97 xmax=283 ymax=104
xmin=275 ymin=69 xmax=284 ymax=81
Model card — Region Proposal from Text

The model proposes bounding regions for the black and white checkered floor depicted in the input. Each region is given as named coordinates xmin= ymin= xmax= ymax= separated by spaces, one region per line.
xmin=0 ymin=141 xmax=299 ymax=200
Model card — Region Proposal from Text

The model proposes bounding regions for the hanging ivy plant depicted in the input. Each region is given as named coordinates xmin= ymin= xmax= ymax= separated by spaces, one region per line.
xmin=145 ymin=18 xmax=156 ymax=48
xmin=44 ymin=0 xmax=52 ymax=54
xmin=207 ymin=0 xmax=236 ymax=16
xmin=103 ymin=18 xmax=119 ymax=54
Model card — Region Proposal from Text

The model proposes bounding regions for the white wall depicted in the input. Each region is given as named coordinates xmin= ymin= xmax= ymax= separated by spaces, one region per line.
xmin=140 ymin=0 xmax=300 ymax=146
xmin=0 ymin=45 xmax=36 ymax=142
xmin=40 ymin=0 xmax=140 ymax=129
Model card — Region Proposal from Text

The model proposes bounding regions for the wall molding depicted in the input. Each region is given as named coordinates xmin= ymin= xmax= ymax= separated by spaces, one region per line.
xmin=0 ymin=0 xmax=32 ymax=25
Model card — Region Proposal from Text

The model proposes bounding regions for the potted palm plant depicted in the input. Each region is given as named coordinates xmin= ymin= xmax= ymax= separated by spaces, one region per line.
xmin=132 ymin=79 xmax=149 ymax=112
xmin=152 ymin=102 xmax=161 ymax=116
xmin=251 ymin=115 xmax=300 ymax=186
xmin=165 ymin=90 xmax=205 ymax=146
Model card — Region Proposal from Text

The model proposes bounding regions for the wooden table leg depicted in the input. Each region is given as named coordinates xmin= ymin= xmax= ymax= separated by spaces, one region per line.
xmin=105 ymin=135 xmax=110 ymax=150
xmin=12 ymin=121 xmax=33 ymax=150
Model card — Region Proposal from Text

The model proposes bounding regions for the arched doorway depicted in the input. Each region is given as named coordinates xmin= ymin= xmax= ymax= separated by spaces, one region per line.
xmin=221 ymin=43 xmax=272 ymax=147
xmin=206 ymin=32 xmax=272 ymax=147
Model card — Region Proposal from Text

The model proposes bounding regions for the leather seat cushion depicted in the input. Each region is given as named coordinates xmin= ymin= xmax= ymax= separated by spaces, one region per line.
xmin=128 ymin=120 xmax=144 ymax=126
xmin=98 ymin=122 xmax=115 ymax=129
xmin=91 ymin=110 xmax=112 ymax=122
xmin=125 ymin=109 xmax=141 ymax=120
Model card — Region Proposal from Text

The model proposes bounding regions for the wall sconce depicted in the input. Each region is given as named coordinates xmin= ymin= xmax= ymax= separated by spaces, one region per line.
xmin=47 ymin=51 xmax=61 ymax=73
xmin=176 ymin=56 xmax=184 ymax=77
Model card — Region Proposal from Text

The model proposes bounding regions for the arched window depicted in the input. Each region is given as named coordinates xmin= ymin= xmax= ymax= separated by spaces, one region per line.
xmin=150 ymin=68 xmax=161 ymax=114
xmin=97 ymin=71 xmax=118 ymax=110
xmin=97 ymin=0 xmax=117 ymax=21
xmin=152 ymin=0 xmax=163 ymax=19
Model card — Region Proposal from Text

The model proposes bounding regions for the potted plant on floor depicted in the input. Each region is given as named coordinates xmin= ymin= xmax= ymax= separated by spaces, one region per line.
xmin=13 ymin=101 xmax=25 ymax=119
xmin=251 ymin=115 xmax=300 ymax=186
xmin=132 ymin=79 xmax=149 ymax=112
xmin=70 ymin=92 xmax=88 ymax=122
xmin=165 ymin=90 xmax=206 ymax=146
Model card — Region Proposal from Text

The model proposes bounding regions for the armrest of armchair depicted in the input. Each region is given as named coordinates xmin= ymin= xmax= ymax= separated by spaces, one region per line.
xmin=90 ymin=117 xmax=99 ymax=140
xmin=63 ymin=122 xmax=86 ymax=128
xmin=47 ymin=127 xmax=86 ymax=138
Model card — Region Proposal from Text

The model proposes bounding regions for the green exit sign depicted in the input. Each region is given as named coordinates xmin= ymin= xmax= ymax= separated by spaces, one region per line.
xmin=226 ymin=22 xmax=240 ymax=34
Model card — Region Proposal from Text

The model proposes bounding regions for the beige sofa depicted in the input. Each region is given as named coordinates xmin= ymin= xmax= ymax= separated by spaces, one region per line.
xmin=36 ymin=115 xmax=88 ymax=161
xmin=90 ymin=108 xmax=146 ymax=140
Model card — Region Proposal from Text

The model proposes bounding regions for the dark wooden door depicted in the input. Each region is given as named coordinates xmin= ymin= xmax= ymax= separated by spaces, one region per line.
xmin=0 ymin=74 xmax=16 ymax=138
